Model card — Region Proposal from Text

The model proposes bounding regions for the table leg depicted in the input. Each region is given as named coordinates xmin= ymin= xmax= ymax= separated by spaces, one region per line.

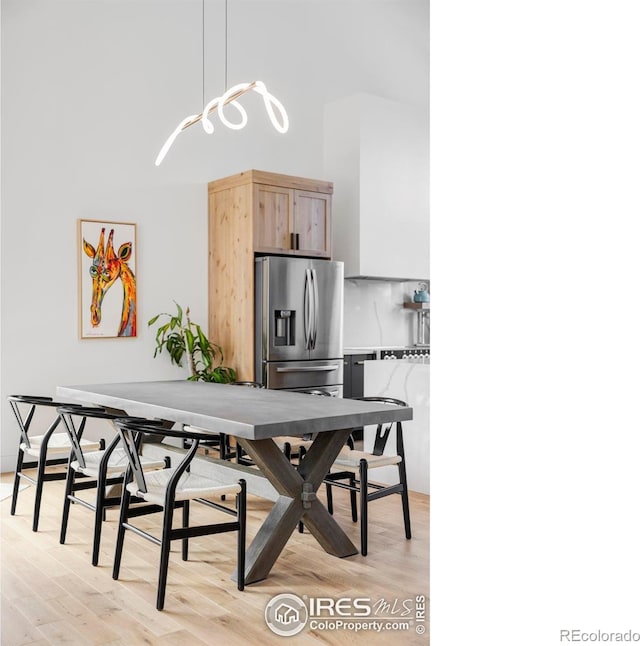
xmin=236 ymin=429 xmax=357 ymax=584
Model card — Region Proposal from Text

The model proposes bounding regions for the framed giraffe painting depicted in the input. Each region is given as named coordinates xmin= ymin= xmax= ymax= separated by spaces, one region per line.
xmin=78 ymin=219 xmax=137 ymax=339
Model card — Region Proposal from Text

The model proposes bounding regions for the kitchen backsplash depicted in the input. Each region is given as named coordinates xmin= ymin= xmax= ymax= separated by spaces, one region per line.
xmin=343 ymin=279 xmax=427 ymax=348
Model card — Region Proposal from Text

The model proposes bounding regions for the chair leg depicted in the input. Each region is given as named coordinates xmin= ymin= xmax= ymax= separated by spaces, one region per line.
xmin=157 ymin=504 xmax=175 ymax=611
xmin=349 ymin=474 xmax=358 ymax=522
xmin=112 ymin=487 xmax=131 ymax=580
xmin=181 ymin=500 xmax=189 ymax=561
xmin=325 ymin=481 xmax=334 ymax=515
xmin=60 ymin=467 xmax=76 ymax=544
xmin=359 ymin=460 xmax=368 ymax=556
xmin=398 ymin=461 xmax=412 ymax=540
xmin=92 ymin=475 xmax=106 ymax=566
xmin=237 ymin=481 xmax=246 ymax=592
xmin=297 ymin=447 xmax=306 ymax=533
xmin=32 ymin=453 xmax=48 ymax=532
xmin=11 ymin=450 xmax=25 ymax=516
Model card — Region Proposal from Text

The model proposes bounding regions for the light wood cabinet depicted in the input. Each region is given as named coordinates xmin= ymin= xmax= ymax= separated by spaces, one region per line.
xmin=254 ymin=185 xmax=292 ymax=254
xmin=293 ymin=190 xmax=331 ymax=257
xmin=254 ymin=184 xmax=331 ymax=257
xmin=208 ymin=170 xmax=333 ymax=380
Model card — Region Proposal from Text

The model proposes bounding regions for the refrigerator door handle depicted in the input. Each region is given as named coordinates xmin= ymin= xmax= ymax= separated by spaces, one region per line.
xmin=311 ymin=268 xmax=319 ymax=349
xmin=304 ymin=268 xmax=312 ymax=350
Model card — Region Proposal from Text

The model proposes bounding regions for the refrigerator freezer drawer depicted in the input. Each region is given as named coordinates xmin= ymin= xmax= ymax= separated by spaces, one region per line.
xmin=264 ymin=360 xmax=344 ymax=390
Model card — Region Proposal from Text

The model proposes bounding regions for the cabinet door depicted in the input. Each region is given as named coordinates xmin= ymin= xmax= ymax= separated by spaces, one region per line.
xmin=350 ymin=353 xmax=375 ymax=398
xmin=293 ymin=190 xmax=331 ymax=258
xmin=343 ymin=356 xmax=353 ymax=398
xmin=254 ymin=185 xmax=295 ymax=253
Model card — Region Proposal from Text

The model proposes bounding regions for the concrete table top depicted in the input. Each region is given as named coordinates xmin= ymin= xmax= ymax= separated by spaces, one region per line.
xmin=57 ymin=380 xmax=413 ymax=440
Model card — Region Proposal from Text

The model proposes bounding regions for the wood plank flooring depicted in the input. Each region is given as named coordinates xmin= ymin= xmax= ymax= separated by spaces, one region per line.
xmin=0 ymin=471 xmax=429 ymax=645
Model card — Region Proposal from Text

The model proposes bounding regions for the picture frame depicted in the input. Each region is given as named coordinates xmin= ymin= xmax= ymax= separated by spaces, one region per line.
xmin=78 ymin=219 xmax=137 ymax=339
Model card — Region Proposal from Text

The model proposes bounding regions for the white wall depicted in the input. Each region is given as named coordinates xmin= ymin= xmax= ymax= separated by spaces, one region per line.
xmin=0 ymin=0 xmax=428 ymax=471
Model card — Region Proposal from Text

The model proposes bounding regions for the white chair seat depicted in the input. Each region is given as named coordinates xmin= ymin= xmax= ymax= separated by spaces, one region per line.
xmin=20 ymin=434 xmax=101 ymax=459
xmin=332 ymin=449 xmax=402 ymax=472
xmin=126 ymin=469 xmax=242 ymax=506
xmin=71 ymin=448 xmax=166 ymax=478
xmin=273 ymin=436 xmax=313 ymax=452
xmin=183 ymin=425 xmax=219 ymax=438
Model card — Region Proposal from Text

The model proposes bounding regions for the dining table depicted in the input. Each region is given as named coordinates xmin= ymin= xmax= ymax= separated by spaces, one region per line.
xmin=57 ymin=380 xmax=413 ymax=584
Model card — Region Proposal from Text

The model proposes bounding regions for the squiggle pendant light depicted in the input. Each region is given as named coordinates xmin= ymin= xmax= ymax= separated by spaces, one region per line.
xmin=155 ymin=0 xmax=289 ymax=166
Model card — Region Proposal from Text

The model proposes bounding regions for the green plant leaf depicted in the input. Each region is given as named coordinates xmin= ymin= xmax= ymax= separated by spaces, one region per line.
xmin=184 ymin=328 xmax=195 ymax=354
xmin=148 ymin=301 xmax=236 ymax=383
xmin=197 ymin=327 xmax=209 ymax=351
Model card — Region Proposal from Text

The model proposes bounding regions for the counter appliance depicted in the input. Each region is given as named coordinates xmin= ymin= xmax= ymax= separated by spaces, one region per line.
xmin=255 ymin=256 xmax=344 ymax=396
xmin=380 ymin=348 xmax=430 ymax=360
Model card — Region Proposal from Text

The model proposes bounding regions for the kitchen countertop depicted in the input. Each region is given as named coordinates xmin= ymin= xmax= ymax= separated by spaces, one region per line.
xmin=344 ymin=345 xmax=422 ymax=353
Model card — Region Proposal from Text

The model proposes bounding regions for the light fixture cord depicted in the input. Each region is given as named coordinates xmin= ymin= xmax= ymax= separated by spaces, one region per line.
xmin=224 ymin=0 xmax=228 ymax=90
xmin=202 ymin=0 xmax=205 ymax=109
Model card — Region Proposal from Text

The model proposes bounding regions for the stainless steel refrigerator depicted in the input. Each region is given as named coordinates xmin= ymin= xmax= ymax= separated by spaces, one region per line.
xmin=254 ymin=256 xmax=344 ymax=395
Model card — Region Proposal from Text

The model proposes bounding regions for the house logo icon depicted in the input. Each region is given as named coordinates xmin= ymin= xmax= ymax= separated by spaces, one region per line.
xmin=265 ymin=593 xmax=308 ymax=636
xmin=276 ymin=603 xmax=300 ymax=625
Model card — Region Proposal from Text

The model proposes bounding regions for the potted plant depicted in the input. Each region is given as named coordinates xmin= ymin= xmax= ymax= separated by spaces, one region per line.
xmin=148 ymin=302 xmax=236 ymax=383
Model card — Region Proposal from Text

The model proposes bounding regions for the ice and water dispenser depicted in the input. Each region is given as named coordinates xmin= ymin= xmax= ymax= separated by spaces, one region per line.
xmin=274 ymin=309 xmax=295 ymax=346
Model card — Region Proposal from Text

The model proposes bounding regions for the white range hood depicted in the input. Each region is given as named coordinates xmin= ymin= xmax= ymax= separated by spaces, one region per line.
xmin=323 ymin=93 xmax=429 ymax=282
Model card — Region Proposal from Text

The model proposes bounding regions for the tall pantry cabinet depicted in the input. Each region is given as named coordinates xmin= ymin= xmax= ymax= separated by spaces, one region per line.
xmin=208 ymin=170 xmax=333 ymax=380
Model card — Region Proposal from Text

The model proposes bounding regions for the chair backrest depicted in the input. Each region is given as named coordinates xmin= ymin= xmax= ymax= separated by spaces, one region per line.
xmin=113 ymin=419 xmax=213 ymax=498
xmin=298 ymin=389 xmax=332 ymax=396
xmin=296 ymin=389 xmax=334 ymax=440
xmin=355 ymin=397 xmax=408 ymax=456
xmin=231 ymin=381 xmax=265 ymax=388
xmin=8 ymin=395 xmax=83 ymax=450
xmin=57 ymin=405 xmax=121 ymax=469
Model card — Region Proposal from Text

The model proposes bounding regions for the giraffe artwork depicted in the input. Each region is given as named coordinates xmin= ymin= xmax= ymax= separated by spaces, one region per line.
xmin=78 ymin=220 xmax=137 ymax=338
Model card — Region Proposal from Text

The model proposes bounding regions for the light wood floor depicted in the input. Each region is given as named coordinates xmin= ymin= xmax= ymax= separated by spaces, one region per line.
xmin=0 ymin=470 xmax=429 ymax=645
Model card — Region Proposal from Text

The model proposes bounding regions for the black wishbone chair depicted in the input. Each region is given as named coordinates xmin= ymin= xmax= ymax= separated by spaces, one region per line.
xmin=183 ymin=380 xmax=265 ymax=460
xmin=7 ymin=395 xmax=102 ymax=532
xmin=324 ymin=396 xmax=412 ymax=556
xmin=112 ymin=419 xmax=247 ymax=611
xmin=228 ymin=381 xmax=265 ymax=465
xmin=272 ymin=389 xmax=343 ymax=463
xmin=57 ymin=406 xmax=170 ymax=566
